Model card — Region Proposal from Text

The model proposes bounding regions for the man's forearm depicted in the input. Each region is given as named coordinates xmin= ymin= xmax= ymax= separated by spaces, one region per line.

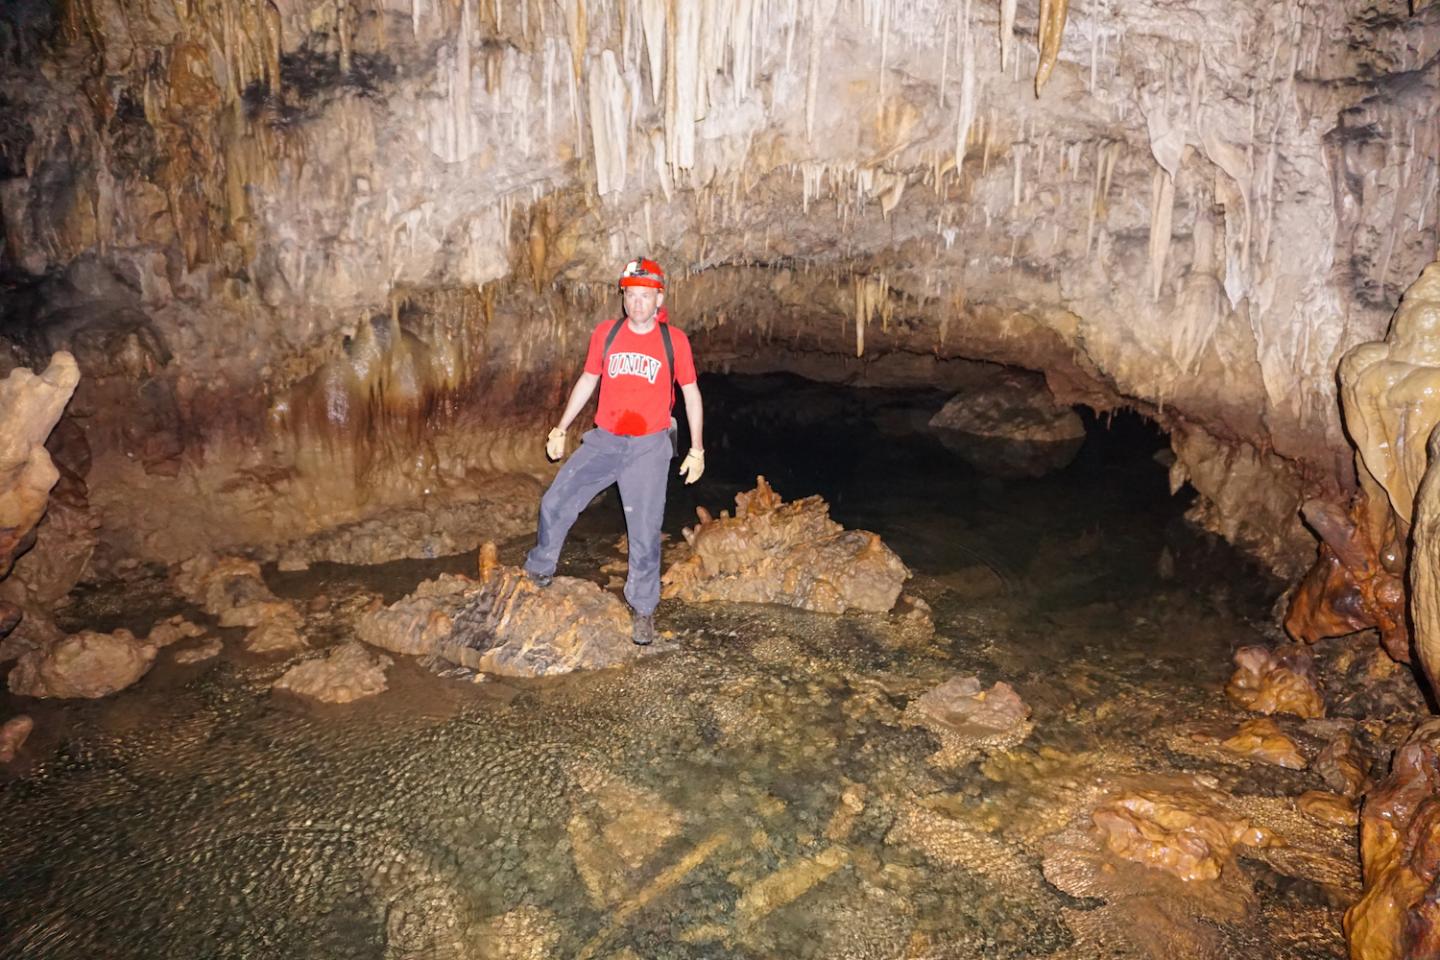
xmin=682 ymin=384 xmax=704 ymax=450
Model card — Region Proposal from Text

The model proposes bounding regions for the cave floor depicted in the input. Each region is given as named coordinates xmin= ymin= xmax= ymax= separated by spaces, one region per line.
xmin=0 ymin=385 xmax=1365 ymax=959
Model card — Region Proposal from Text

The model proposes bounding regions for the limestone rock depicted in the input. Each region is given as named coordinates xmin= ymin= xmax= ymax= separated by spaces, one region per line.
xmin=8 ymin=628 xmax=157 ymax=699
xmin=1345 ymin=717 xmax=1440 ymax=960
xmin=0 ymin=715 xmax=34 ymax=762
xmin=901 ymin=674 xmax=1033 ymax=768
xmin=1220 ymin=718 xmax=1307 ymax=770
xmin=273 ymin=642 xmax=391 ymax=703
xmin=356 ymin=543 xmax=641 ymax=677
xmin=173 ymin=637 xmax=223 ymax=664
xmin=1091 ymin=779 xmax=1276 ymax=882
xmin=173 ymin=555 xmax=272 ymax=618
xmin=1225 ymin=644 xmax=1325 ymax=719
xmin=0 ymin=353 xmax=80 ymax=582
xmin=928 ymin=373 xmax=1085 ymax=477
xmin=242 ymin=607 xmax=307 ymax=655
xmin=662 ymin=477 xmax=908 ymax=614
xmin=146 ymin=615 xmax=207 ymax=648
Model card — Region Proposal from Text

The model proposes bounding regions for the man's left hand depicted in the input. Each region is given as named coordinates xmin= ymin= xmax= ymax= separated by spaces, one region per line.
xmin=678 ymin=448 xmax=705 ymax=484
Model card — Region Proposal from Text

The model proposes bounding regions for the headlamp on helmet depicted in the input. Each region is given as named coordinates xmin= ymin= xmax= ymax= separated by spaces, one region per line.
xmin=619 ymin=257 xmax=665 ymax=291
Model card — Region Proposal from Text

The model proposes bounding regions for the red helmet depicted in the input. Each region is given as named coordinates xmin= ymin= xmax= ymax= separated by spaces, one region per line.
xmin=619 ymin=257 xmax=665 ymax=290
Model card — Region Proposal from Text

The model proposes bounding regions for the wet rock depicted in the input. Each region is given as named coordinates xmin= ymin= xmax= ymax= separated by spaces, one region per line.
xmin=734 ymin=846 xmax=850 ymax=929
xmin=901 ymin=674 xmax=1033 ymax=768
xmin=0 ymin=611 xmax=63 ymax=664
xmin=1225 ymin=644 xmax=1325 ymax=719
xmin=8 ymin=628 xmax=157 ymax=699
xmin=1297 ymin=791 xmax=1357 ymax=829
xmin=0 ymin=715 xmax=33 ymax=762
xmin=1345 ymin=717 xmax=1440 ymax=960
xmin=272 ymin=642 xmax=390 ymax=703
xmin=146 ymin=614 xmax=207 ymax=648
xmin=356 ymin=543 xmax=641 ymax=677
xmin=661 ymin=477 xmax=908 ymax=614
xmin=928 ymin=372 xmax=1085 ymax=477
xmin=1091 ymin=778 xmax=1277 ymax=882
xmin=173 ymin=637 xmax=222 ymax=664
xmin=1315 ymin=732 xmax=1371 ymax=798
xmin=172 ymin=555 xmax=272 ymax=617
xmin=1316 ymin=633 xmax=1429 ymax=719
xmin=1220 ymin=718 xmax=1307 ymax=770
xmin=242 ymin=607 xmax=307 ymax=655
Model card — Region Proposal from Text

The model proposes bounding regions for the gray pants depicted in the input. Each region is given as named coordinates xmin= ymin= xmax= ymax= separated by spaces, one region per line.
xmin=524 ymin=427 xmax=672 ymax=615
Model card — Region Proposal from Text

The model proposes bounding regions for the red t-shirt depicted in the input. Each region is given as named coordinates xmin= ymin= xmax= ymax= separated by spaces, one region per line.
xmin=583 ymin=309 xmax=697 ymax=436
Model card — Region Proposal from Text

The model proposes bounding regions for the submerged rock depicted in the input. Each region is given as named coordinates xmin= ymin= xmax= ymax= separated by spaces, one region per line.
xmin=1225 ymin=644 xmax=1325 ymax=719
xmin=173 ymin=637 xmax=223 ymax=664
xmin=8 ymin=628 xmax=157 ymax=699
xmin=146 ymin=615 xmax=207 ymax=648
xmin=1091 ymin=778 xmax=1276 ymax=882
xmin=0 ymin=715 xmax=34 ymax=762
xmin=901 ymin=674 xmax=1033 ymax=768
xmin=273 ymin=642 xmax=391 ymax=703
xmin=661 ymin=477 xmax=908 ymax=614
xmin=356 ymin=543 xmax=641 ymax=677
xmin=1346 ymin=717 xmax=1440 ymax=960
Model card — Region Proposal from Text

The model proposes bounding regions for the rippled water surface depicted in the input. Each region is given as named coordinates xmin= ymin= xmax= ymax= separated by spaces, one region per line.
xmin=1 ymin=375 xmax=1351 ymax=958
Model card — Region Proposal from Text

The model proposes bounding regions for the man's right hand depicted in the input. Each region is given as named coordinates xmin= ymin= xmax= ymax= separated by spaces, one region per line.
xmin=546 ymin=427 xmax=568 ymax=461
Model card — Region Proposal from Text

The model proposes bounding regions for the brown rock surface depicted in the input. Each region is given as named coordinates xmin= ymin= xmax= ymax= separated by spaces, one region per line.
xmin=0 ymin=715 xmax=34 ymax=763
xmin=1220 ymin=718 xmax=1308 ymax=770
xmin=661 ymin=477 xmax=908 ymax=614
xmin=1225 ymin=644 xmax=1325 ymax=719
xmin=356 ymin=543 xmax=641 ymax=677
xmin=173 ymin=637 xmax=223 ymax=664
xmin=1345 ymin=717 xmax=1440 ymax=960
xmin=568 ymin=773 xmax=683 ymax=909
xmin=1091 ymin=779 xmax=1277 ymax=882
xmin=1297 ymin=791 xmax=1358 ymax=829
xmin=901 ymin=674 xmax=1033 ymax=768
xmin=1315 ymin=732 xmax=1372 ymax=798
xmin=273 ymin=642 xmax=391 ymax=703
xmin=7 ymin=628 xmax=157 ymax=699
xmin=146 ymin=615 xmax=207 ymax=648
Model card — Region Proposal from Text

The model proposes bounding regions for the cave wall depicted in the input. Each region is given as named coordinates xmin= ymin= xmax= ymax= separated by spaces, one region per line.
xmin=0 ymin=0 xmax=1437 ymax=572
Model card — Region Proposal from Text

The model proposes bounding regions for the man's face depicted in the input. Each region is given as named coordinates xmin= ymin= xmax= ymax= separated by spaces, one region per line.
xmin=623 ymin=286 xmax=663 ymax=324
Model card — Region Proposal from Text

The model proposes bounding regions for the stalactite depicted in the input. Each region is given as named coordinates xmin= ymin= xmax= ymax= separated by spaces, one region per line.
xmin=588 ymin=49 xmax=629 ymax=196
xmin=954 ymin=0 xmax=977 ymax=177
xmin=1035 ymin=0 xmax=1069 ymax=94
xmin=1148 ymin=166 xmax=1175 ymax=301
xmin=999 ymin=0 xmax=1017 ymax=72
xmin=563 ymin=0 xmax=588 ymax=83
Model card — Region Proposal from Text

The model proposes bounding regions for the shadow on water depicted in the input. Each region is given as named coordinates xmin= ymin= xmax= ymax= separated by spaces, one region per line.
xmin=1 ymin=372 xmax=1347 ymax=960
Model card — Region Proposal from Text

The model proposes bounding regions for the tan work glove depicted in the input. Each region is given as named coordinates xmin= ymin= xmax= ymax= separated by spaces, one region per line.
xmin=546 ymin=427 xmax=567 ymax=461
xmin=678 ymin=448 xmax=705 ymax=484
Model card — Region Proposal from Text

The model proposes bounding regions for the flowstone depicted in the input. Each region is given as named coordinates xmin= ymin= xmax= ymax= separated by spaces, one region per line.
xmin=661 ymin=477 xmax=908 ymax=614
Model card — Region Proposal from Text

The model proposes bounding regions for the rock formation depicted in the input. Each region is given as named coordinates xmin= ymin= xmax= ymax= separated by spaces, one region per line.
xmin=928 ymin=371 xmax=1085 ymax=476
xmin=0 ymin=353 xmax=81 ymax=636
xmin=7 ymin=628 xmax=157 ymax=699
xmin=1224 ymin=645 xmax=1325 ymax=719
xmin=272 ymin=641 xmax=391 ymax=703
xmin=661 ymin=477 xmax=909 ymax=614
xmin=1345 ymin=718 xmax=1440 ymax=960
xmin=356 ymin=543 xmax=642 ymax=677
xmin=900 ymin=673 xmax=1033 ymax=768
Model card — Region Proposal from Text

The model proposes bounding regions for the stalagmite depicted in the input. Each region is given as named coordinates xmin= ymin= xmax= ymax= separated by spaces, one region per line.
xmin=1034 ymin=0 xmax=1069 ymax=94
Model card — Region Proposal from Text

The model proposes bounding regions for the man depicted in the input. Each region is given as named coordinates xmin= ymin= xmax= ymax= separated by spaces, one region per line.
xmin=523 ymin=257 xmax=705 ymax=646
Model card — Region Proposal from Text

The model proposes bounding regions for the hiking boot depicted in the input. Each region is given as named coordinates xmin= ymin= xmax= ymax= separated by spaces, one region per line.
xmin=526 ymin=570 xmax=553 ymax=588
xmin=632 ymin=612 xmax=656 ymax=646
